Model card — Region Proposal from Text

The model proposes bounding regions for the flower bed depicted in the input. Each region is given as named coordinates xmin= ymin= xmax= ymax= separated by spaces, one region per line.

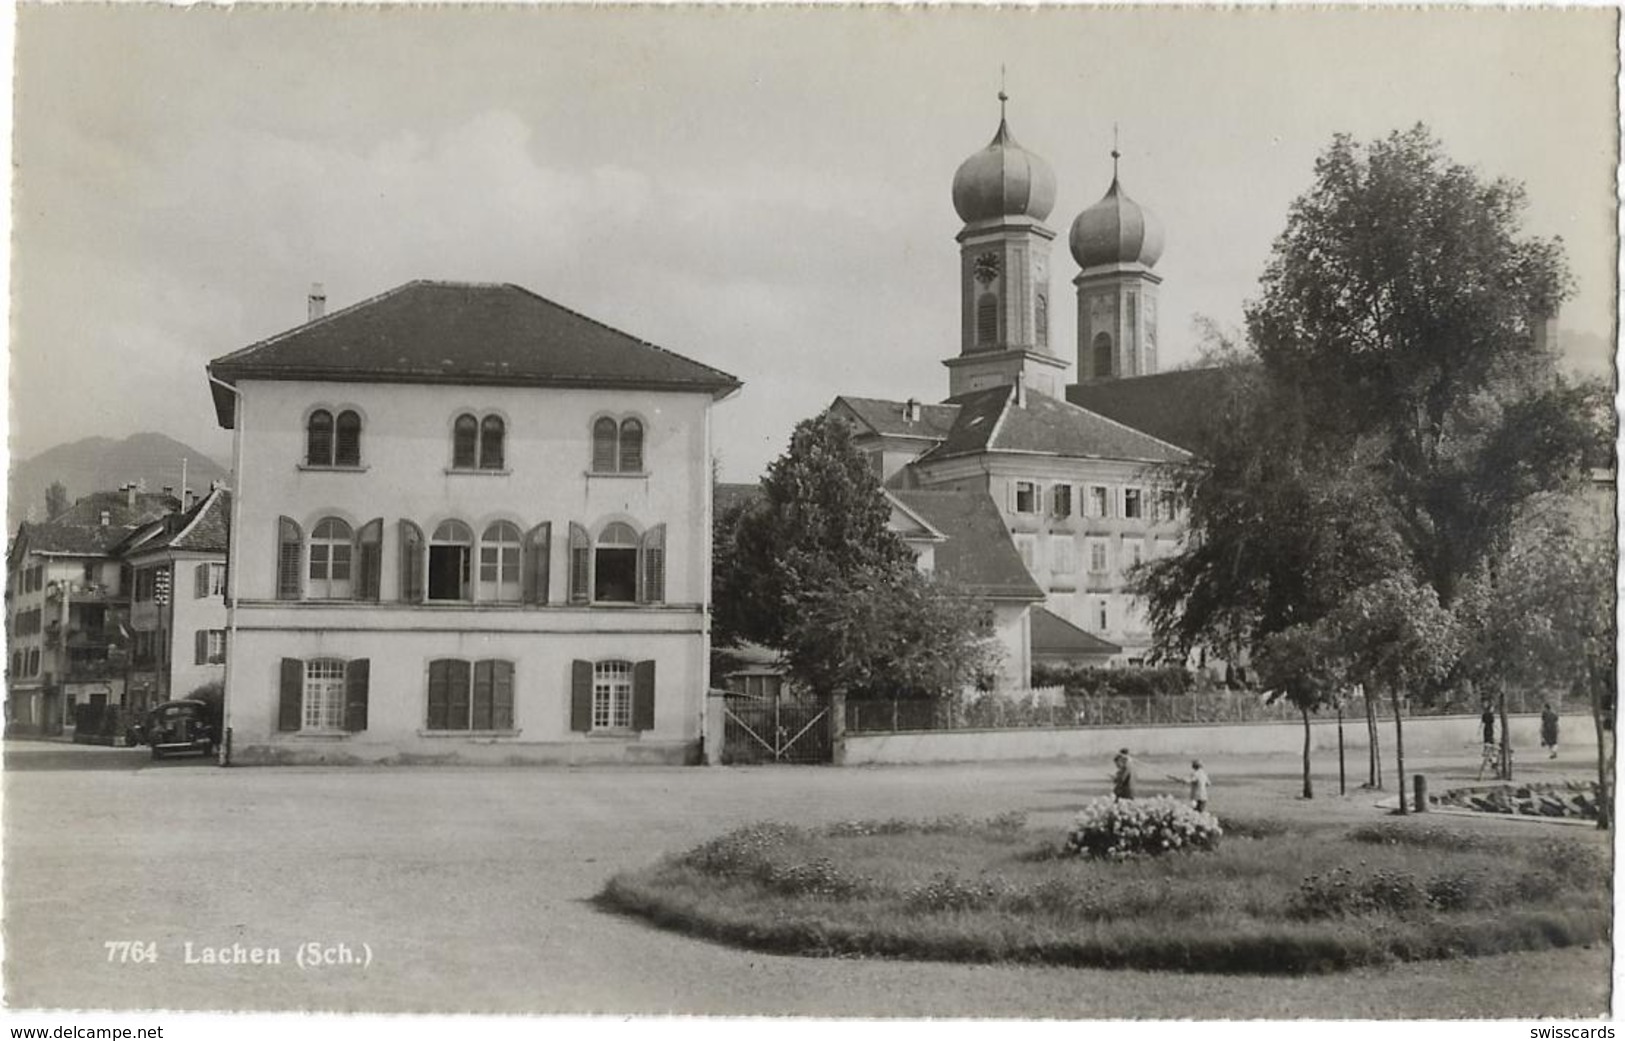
xmin=596 ymin=812 xmax=1609 ymax=974
xmin=1064 ymin=796 xmax=1223 ymax=859
xmin=1437 ymin=781 xmax=1601 ymax=820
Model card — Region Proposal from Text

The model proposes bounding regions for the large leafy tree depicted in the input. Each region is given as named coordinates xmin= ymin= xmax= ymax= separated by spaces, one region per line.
xmin=713 ymin=411 xmax=998 ymax=700
xmin=44 ymin=481 xmax=68 ymax=520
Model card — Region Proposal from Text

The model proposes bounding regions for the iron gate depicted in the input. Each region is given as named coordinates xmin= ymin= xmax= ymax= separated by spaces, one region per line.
xmin=721 ymin=691 xmax=832 ymax=764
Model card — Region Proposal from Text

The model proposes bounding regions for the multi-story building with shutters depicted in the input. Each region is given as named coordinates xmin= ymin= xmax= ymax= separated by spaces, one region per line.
xmin=205 ymin=280 xmax=739 ymax=764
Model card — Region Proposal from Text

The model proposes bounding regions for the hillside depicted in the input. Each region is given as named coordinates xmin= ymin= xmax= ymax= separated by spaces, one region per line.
xmin=8 ymin=433 xmax=229 ymax=531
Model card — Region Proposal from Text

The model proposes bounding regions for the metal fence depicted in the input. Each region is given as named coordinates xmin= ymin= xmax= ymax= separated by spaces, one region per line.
xmin=844 ymin=687 xmax=1572 ymax=734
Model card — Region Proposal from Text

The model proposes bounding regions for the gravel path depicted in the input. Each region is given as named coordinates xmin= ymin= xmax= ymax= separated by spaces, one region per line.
xmin=3 ymin=741 xmax=1612 ymax=1017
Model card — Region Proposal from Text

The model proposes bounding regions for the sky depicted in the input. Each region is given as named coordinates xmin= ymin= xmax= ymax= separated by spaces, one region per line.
xmin=9 ymin=5 xmax=1618 ymax=483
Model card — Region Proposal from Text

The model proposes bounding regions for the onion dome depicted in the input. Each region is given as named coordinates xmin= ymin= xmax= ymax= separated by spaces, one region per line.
xmin=951 ymin=95 xmax=1057 ymax=225
xmin=1069 ymin=163 xmax=1165 ymax=270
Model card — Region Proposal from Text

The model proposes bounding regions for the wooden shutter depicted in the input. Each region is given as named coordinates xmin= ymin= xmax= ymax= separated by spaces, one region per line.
xmin=472 ymin=660 xmax=494 ymax=731
xmin=335 ymin=411 xmax=362 ymax=467
xmin=194 ymin=563 xmax=209 ymax=599
xmin=278 ymin=658 xmax=303 ymax=731
xmin=591 ymin=418 xmax=617 ymax=473
xmin=345 ymin=659 xmax=370 ymax=733
xmin=356 ymin=518 xmax=383 ymax=601
xmin=398 ymin=520 xmax=425 ymax=603
xmin=479 ymin=416 xmax=505 ymax=470
xmin=568 ymin=523 xmax=590 ymax=604
xmin=194 ymin=630 xmax=207 ymax=665
xmin=570 ymin=659 xmax=593 ymax=732
xmin=426 ymin=659 xmax=451 ymax=730
xmin=639 ymin=524 xmax=666 ymax=604
xmin=523 ymin=522 xmax=551 ymax=605
xmin=491 ymin=660 xmax=514 ymax=731
xmin=452 ymin=414 xmax=478 ymax=469
xmin=632 ymin=660 xmax=656 ymax=731
xmin=445 ymin=659 xmax=470 ymax=730
xmin=618 ymin=418 xmax=643 ymax=472
xmin=276 ymin=517 xmax=303 ymax=600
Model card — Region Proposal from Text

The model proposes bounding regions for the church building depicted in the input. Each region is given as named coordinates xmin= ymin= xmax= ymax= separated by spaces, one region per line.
xmin=834 ymin=94 xmax=1192 ymax=665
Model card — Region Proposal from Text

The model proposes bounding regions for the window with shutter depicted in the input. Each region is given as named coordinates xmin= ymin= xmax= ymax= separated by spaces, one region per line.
xmin=523 ymin=522 xmax=551 ymax=605
xmin=399 ymin=520 xmax=425 ymax=603
xmin=479 ymin=416 xmax=505 ymax=470
xmin=472 ymin=660 xmax=495 ymax=730
xmin=428 ymin=520 xmax=473 ymax=601
xmin=639 ymin=524 xmax=666 ymax=604
xmin=478 ymin=521 xmax=523 ymax=603
xmin=426 ymin=659 xmax=453 ymax=730
xmin=309 ymin=517 xmax=354 ymax=599
xmin=278 ymin=658 xmax=304 ymax=731
xmin=276 ymin=517 xmax=303 ymax=600
xmin=632 ymin=660 xmax=656 ymax=731
xmin=306 ymin=410 xmax=334 ymax=466
xmin=570 ymin=659 xmax=593 ymax=732
xmin=618 ymin=418 xmax=643 ymax=472
xmin=344 ymin=659 xmax=370 ymax=733
xmin=490 ymin=660 xmax=514 ymax=731
xmin=591 ymin=417 xmax=618 ymax=473
xmin=356 ymin=518 xmax=383 ymax=601
xmin=195 ymin=563 xmax=209 ymax=599
xmin=595 ymin=523 xmax=638 ymax=603
xmin=568 ymin=523 xmax=590 ymax=604
xmin=334 ymin=410 xmax=362 ymax=466
xmin=195 ymin=630 xmax=208 ymax=665
xmin=452 ymin=414 xmax=478 ymax=469
xmin=976 ymin=293 xmax=998 ymax=346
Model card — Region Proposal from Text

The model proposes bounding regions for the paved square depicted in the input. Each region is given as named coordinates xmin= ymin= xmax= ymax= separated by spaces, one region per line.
xmin=3 ymin=741 xmax=1611 ymax=1017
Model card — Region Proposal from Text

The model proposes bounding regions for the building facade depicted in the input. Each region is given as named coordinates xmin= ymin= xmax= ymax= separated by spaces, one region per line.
xmin=832 ymin=98 xmax=1189 ymax=665
xmin=206 ymin=280 xmax=739 ymax=765
xmin=5 ymin=489 xmax=179 ymax=734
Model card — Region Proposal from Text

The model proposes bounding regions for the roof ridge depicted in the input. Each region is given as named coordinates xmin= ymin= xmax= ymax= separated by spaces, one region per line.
xmin=983 ymin=383 xmax=1016 ymax=448
xmin=166 ymin=486 xmax=223 ymax=549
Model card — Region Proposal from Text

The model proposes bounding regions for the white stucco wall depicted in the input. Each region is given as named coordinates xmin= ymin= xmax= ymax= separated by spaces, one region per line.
xmin=223 ymin=377 xmax=716 ymax=764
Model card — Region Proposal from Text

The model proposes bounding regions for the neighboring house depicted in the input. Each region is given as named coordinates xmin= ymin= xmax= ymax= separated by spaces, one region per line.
xmin=205 ymin=280 xmax=740 ymax=765
xmin=118 ymin=486 xmax=231 ymax=712
xmin=827 ymin=98 xmax=1192 ymax=664
xmin=888 ymin=489 xmax=1046 ymax=688
xmin=5 ymin=488 xmax=180 ymax=734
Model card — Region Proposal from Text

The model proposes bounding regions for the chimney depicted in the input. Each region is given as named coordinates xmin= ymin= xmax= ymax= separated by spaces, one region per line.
xmin=124 ymin=483 xmax=137 ymax=509
xmin=184 ymin=488 xmax=197 ymax=511
xmin=1013 ymin=379 xmax=1027 ymax=408
xmin=903 ymin=398 xmax=922 ymax=424
xmin=308 ymin=282 xmax=327 ymax=322
xmin=161 ymin=486 xmax=174 ymax=499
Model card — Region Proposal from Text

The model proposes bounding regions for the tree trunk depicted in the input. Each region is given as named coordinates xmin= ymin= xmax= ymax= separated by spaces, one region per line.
xmin=1498 ymin=686 xmax=1512 ymax=781
xmin=1301 ymin=706 xmax=1313 ymax=799
xmin=1593 ymin=678 xmax=1612 ymax=830
xmin=1337 ymin=702 xmax=1347 ymax=796
xmin=1364 ymin=686 xmax=1382 ymax=788
xmin=1391 ymin=686 xmax=1407 ymax=814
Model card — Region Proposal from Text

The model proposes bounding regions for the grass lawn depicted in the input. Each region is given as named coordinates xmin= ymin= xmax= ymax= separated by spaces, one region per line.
xmin=597 ymin=809 xmax=1612 ymax=975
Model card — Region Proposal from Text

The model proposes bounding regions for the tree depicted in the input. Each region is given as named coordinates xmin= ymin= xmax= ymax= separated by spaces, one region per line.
xmin=45 ymin=481 xmax=68 ymax=520
xmin=1247 ymin=124 xmax=1594 ymax=609
xmin=713 ymin=410 xmax=999 ymax=700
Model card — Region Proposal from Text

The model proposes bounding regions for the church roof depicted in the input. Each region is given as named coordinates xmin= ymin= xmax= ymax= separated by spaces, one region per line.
xmin=208 ymin=281 xmax=741 ymax=426
xmin=890 ymin=490 xmax=1045 ymax=601
xmin=920 ymin=384 xmax=1189 ymax=465
xmin=951 ymin=111 xmax=1057 ymax=225
xmin=832 ymin=396 xmax=961 ymax=441
xmin=1070 ymin=173 xmax=1165 ymax=271
xmin=1065 ymin=367 xmax=1239 ymax=453
xmin=1032 ymin=605 xmax=1122 ymax=658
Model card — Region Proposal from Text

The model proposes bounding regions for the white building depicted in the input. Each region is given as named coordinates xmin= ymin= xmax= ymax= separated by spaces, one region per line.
xmin=206 ymin=280 xmax=739 ymax=764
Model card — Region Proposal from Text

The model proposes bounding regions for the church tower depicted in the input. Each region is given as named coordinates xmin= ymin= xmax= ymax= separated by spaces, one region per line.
xmin=1068 ymin=147 xmax=1165 ymax=385
xmin=943 ymin=93 xmax=1069 ymax=400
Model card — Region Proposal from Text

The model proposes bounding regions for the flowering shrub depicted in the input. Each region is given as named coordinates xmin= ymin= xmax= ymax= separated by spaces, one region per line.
xmin=903 ymin=872 xmax=1018 ymax=912
xmin=1063 ymin=796 xmax=1222 ymax=860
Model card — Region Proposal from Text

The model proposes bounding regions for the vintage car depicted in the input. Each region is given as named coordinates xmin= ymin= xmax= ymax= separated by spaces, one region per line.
xmin=143 ymin=699 xmax=217 ymax=759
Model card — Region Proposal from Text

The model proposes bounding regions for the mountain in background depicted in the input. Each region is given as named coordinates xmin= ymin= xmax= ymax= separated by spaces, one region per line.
xmin=8 ymin=432 xmax=230 ymax=532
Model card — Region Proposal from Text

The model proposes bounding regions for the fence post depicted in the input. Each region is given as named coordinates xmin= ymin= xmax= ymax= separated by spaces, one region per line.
xmin=704 ymin=692 xmax=728 ymax=766
xmin=830 ymin=692 xmax=846 ymax=766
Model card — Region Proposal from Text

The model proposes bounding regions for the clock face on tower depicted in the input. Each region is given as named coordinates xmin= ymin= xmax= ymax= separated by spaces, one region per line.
xmin=973 ymin=251 xmax=1001 ymax=285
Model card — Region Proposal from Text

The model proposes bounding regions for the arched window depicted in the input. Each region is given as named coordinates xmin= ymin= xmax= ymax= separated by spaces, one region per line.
xmin=1035 ymin=292 xmax=1049 ymax=347
xmin=308 ymin=517 xmax=354 ymax=600
xmin=428 ymin=520 xmax=473 ymax=601
xmin=976 ymin=293 xmax=998 ymax=346
xmin=1092 ymin=332 xmax=1114 ymax=379
xmin=639 ymin=524 xmax=666 ymax=604
xmin=479 ymin=415 xmax=505 ymax=470
xmin=592 ymin=417 xmax=618 ymax=473
xmin=452 ymin=414 xmax=479 ymax=469
xmin=478 ymin=521 xmax=523 ymax=603
xmin=618 ymin=419 xmax=643 ymax=473
xmin=334 ymin=410 xmax=362 ymax=467
xmin=276 ymin=516 xmax=304 ymax=600
xmin=594 ymin=522 xmax=639 ymax=603
xmin=306 ymin=410 xmax=334 ymax=466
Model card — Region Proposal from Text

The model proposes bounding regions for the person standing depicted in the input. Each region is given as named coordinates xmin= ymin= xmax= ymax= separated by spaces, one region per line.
xmin=1167 ymin=759 xmax=1211 ymax=813
xmin=1481 ymin=703 xmax=1497 ymax=747
xmin=1111 ymin=749 xmax=1136 ymax=801
xmin=1541 ymin=703 xmax=1560 ymax=759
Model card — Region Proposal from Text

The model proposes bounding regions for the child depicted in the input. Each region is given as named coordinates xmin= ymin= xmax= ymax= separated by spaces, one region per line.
xmin=1167 ymin=759 xmax=1211 ymax=813
xmin=1111 ymin=749 xmax=1136 ymax=801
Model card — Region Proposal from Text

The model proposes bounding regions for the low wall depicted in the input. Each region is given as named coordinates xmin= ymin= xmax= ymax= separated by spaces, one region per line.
xmin=839 ymin=711 xmax=1598 ymax=767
